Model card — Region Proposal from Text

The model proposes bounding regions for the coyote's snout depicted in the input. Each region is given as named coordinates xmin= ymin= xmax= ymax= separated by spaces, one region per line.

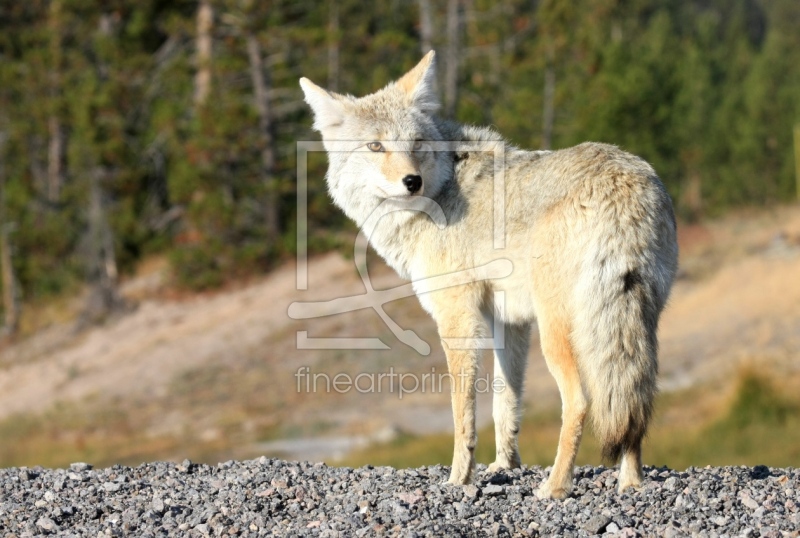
xmin=402 ymin=174 xmax=422 ymax=194
xmin=370 ymin=142 xmax=425 ymax=196
xmin=300 ymin=51 xmax=678 ymax=499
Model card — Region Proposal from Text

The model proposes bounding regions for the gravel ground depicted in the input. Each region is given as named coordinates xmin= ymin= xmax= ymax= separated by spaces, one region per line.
xmin=1 ymin=459 xmax=798 ymax=537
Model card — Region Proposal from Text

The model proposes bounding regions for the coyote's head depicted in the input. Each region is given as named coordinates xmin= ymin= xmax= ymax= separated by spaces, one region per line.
xmin=300 ymin=52 xmax=451 ymax=224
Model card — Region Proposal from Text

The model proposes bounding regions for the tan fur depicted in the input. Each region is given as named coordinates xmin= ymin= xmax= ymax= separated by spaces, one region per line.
xmin=487 ymin=321 xmax=529 ymax=473
xmin=380 ymin=150 xmax=419 ymax=190
xmin=396 ymin=52 xmax=435 ymax=96
xmin=535 ymin=315 xmax=586 ymax=499
xmin=300 ymin=52 xmax=678 ymax=497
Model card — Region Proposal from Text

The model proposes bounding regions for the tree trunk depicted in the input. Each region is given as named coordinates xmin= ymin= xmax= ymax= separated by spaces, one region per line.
xmin=444 ymin=0 xmax=461 ymax=117
xmin=0 ymin=136 xmax=20 ymax=336
xmin=245 ymin=33 xmax=280 ymax=240
xmin=47 ymin=0 xmax=64 ymax=204
xmin=417 ymin=0 xmax=439 ymax=100
xmin=682 ymin=172 xmax=703 ymax=222
xmin=418 ymin=0 xmax=434 ymax=54
xmin=79 ymin=14 xmax=124 ymax=327
xmin=194 ymin=0 xmax=213 ymax=107
xmin=795 ymin=124 xmax=800 ymax=202
xmin=0 ymin=226 xmax=18 ymax=336
xmin=541 ymin=58 xmax=555 ymax=150
xmin=327 ymin=0 xmax=340 ymax=93
xmin=47 ymin=116 xmax=63 ymax=203
xmin=82 ymin=166 xmax=123 ymax=326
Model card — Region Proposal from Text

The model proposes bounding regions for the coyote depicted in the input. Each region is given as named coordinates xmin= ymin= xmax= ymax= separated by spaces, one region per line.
xmin=299 ymin=51 xmax=678 ymax=498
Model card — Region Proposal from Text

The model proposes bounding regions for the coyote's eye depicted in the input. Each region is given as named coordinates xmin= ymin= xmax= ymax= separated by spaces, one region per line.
xmin=367 ymin=141 xmax=383 ymax=152
xmin=413 ymin=140 xmax=423 ymax=151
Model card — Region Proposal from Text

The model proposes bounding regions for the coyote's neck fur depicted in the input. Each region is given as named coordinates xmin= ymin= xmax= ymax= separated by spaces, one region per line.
xmin=334 ymin=119 xmax=514 ymax=280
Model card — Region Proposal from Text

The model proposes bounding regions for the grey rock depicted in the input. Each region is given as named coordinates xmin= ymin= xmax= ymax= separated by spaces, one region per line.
xmin=396 ymin=490 xmax=424 ymax=505
xmin=585 ymin=514 xmax=611 ymax=534
xmin=463 ymin=484 xmax=480 ymax=499
xmin=663 ymin=476 xmax=680 ymax=491
xmin=36 ymin=517 xmax=58 ymax=532
xmin=151 ymin=496 xmax=165 ymax=514
xmin=663 ymin=526 xmax=686 ymax=538
xmin=739 ymin=492 xmax=759 ymax=510
xmin=482 ymin=484 xmax=504 ymax=496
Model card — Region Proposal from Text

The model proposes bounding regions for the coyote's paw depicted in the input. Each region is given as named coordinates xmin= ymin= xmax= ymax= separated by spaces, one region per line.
xmin=487 ymin=457 xmax=520 ymax=474
xmin=446 ymin=469 xmax=472 ymax=485
xmin=617 ymin=475 xmax=643 ymax=494
xmin=447 ymin=447 xmax=475 ymax=485
xmin=536 ymin=480 xmax=572 ymax=500
xmin=446 ymin=460 xmax=474 ymax=485
xmin=486 ymin=461 xmax=507 ymax=474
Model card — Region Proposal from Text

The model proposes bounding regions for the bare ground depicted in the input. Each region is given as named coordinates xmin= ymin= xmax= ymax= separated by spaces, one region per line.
xmin=1 ymin=204 xmax=799 ymax=466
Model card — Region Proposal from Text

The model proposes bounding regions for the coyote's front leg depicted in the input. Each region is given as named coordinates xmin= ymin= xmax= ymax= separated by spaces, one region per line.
xmin=433 ymin=289 xmax=485 ymax=485
xmin=443 ymin=341 xmax=480 ymax=484
xmin=488 ymin=322 xmax=531 ymax=473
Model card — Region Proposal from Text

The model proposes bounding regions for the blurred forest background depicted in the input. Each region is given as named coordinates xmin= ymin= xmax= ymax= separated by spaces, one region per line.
xmin=1 ymin=0 xmax=799 ymax=336
xmin=0 ymin=0 xmax=800 ymax=472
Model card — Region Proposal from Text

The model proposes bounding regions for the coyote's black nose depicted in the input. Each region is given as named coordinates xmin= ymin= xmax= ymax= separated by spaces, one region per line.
xmin=403 ymin=174 xmax=422 ymax=194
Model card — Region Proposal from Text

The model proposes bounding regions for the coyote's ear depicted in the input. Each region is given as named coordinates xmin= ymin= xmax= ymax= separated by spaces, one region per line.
xmin=299 ymin=77 xmax=345 ymax=132
xmin=396 ymin=50 xmax=439 ymax=112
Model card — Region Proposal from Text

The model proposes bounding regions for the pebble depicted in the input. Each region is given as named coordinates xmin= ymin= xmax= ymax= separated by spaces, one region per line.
xmin=482 ymin=484 xmax=504 ymax=496
xmin=463 ymin=484 xmax=480 ymax=499
xmin=0 ymin=462 xmax=797 ymax=536
xmin=36 ymin=516 xmax=58 ymax=531
xmin=585 ymin=513 xmax=612 ymax=533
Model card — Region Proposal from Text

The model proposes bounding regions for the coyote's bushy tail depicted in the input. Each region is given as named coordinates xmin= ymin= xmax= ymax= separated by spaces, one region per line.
xmin=571 ymin=251 xmax=666 ymax=462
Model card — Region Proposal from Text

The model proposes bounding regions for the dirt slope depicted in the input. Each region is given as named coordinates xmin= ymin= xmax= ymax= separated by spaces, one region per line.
xmin=1 ymin=205 xmax=799 ymax=465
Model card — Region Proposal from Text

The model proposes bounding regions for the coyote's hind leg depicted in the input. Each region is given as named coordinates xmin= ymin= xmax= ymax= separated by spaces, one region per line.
xmin=618 ymin=438 xmax=645 ymax=492
xmin=488 ymin=321 xmax=531 ymax=473
xmin=536 ymin=314 xmax=587 ymax=500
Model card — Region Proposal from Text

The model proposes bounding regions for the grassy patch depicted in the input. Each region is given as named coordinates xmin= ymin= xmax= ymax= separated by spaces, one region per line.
xmin=336 ymin=409 xmax=596 ymax=470
xmin=647 ymin=370 xmax=800 ymax=468
xmin=0 ymin=400 xmax=179 ymax=468
xmin=337 ymin=370 xmax=800 ymax=471
xmin=3 ymin=368 xmax=797 ymax=471
xmin=0 ymin=372 xmax=284 ymax=469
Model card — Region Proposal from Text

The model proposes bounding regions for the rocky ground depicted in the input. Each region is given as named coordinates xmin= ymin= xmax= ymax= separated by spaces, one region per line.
xmin=1 ymin=459 xmax=798 ymax=537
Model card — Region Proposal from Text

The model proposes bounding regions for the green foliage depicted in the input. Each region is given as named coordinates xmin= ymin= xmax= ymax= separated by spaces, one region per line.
xmin=647 ymin=372 xmax=800 ymax=468
xmin=0 ymin=0 xmax=798 ymax=313
xmin=721 ymin=372 xmax=793 ymax=429
xmin=170 ymin=244 xmax=225 ymax=290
